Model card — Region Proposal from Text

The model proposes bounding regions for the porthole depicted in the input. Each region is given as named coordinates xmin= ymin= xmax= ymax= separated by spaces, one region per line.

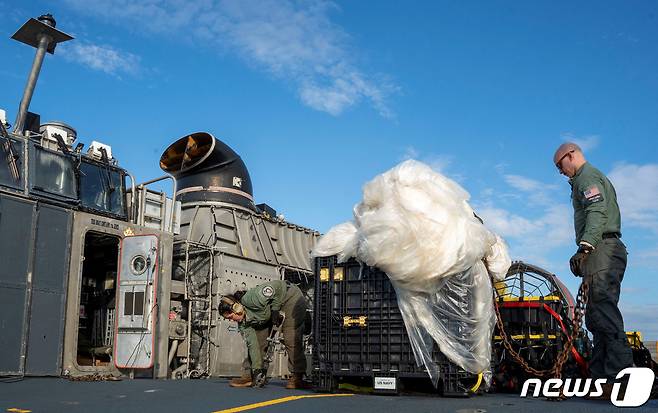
xmin=130 ymin=255 xmax=148 ymax=275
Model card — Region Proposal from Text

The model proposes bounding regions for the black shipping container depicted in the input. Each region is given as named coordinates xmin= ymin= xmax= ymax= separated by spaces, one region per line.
xmin=312 ymin=256 xmax=478 ymax=396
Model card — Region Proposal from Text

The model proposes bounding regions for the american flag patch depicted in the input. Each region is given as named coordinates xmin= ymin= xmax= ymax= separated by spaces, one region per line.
xmin=583 ymin=185 xmax=603 ymax=203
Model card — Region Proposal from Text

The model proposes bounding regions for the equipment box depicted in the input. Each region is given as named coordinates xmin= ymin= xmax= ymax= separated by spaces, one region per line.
xmin=312 ymin=256 xmax=478 ymax=396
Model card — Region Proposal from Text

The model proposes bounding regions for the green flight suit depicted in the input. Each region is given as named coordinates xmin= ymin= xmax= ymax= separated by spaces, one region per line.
xmin=570 ymin=162 xmax=633 ymax=379
xmin=237 ymin=280 xmax=308 ymax=374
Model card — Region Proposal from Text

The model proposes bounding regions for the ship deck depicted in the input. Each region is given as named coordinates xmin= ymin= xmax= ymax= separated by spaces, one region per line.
xmin=1 ymin=377 xmax=656 ymax=413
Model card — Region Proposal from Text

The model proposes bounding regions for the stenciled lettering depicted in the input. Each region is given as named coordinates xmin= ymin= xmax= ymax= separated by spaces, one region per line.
xmin=90 ymin=218 xmax=120 ymax=230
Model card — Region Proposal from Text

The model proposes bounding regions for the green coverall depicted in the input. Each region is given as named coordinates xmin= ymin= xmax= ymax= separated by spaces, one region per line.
xmin=570 ymin=162 xmax=633 ymax=379
xmin=238 ymin=280 xmax=308 ymax=375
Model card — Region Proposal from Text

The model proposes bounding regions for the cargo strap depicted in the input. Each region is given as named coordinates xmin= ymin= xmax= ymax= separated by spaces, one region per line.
xmin=470 ymin=372 xmax=483 ymax=393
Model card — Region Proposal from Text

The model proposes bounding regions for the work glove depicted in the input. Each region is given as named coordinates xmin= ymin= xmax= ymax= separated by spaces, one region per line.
xmin=569 ymin=244 xmax=593 ymax=277
xmin=270 ymin=309 xmax=283 ymax=327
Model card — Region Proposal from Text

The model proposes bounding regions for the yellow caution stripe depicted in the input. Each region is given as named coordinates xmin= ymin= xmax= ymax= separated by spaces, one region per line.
xmin=500 ymin=295 xmax=561 ymax=302
xmin=212 ymin=394 xmax=354 ymax=413
xmin=494 ymin=334 xmax=557 ymax=340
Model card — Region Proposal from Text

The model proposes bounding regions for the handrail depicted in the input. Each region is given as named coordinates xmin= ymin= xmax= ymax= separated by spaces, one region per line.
xmin=135 ymin=174 xmax=177 ymax=232
xmin=125 ymin=173 xmax=137 ymax=223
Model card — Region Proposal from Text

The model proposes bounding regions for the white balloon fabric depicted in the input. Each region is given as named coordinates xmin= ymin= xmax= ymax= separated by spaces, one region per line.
xmin=484 ymin=234 xmax=513 ymax=282
xmin=312 ymin=159 xmax=511 ymax=385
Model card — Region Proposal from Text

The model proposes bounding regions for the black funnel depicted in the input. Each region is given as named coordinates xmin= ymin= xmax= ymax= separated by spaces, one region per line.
xmin=160 ymin=132 xmax=255 ymax=209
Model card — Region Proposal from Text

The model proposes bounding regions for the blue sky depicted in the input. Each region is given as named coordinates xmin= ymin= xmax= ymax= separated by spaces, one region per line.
xmin=1 ymin=1 xmax=657 ymax=339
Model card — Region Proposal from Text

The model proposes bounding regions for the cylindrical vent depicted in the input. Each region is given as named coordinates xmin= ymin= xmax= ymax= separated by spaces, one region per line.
xmin=160 ymin=132 xmax=255 ymax=209
xmin=38 ymin=14 xmax=56 ymax=28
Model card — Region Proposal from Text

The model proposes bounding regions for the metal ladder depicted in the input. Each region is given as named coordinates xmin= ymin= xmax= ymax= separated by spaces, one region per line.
xmin=130 ymin=175 xmax=179 ymax=233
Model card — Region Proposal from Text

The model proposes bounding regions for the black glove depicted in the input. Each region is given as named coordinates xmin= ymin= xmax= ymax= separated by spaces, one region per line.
xmin=270 ymin=309 xmax=283 ymax=327
xmin=569 ymin=244 xmax=593 ymax=277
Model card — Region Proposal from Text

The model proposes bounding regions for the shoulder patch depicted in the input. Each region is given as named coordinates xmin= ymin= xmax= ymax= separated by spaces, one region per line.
xmin=583 ymin=184 xmax=604 ymax=204
xmin=261 ymin=285 xmax=274 ymax=298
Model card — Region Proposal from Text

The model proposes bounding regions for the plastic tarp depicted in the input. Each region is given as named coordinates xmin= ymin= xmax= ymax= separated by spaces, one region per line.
xmin=312 ymin=160 xmax=511 ymax=386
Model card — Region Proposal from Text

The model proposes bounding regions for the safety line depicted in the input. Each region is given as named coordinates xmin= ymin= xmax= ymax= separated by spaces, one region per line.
xmin=211 ymin=393 xmax=354 ymax=413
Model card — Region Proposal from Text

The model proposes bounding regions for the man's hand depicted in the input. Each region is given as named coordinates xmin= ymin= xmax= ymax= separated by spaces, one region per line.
xmin=570 ymin=243 xmax=594 ymax=277
xmin=270 ymin=309 xmax=283 ymax=327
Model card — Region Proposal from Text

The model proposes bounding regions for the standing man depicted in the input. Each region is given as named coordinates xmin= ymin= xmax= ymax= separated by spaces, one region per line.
xmin=553 ymin=142 xmax=633 ymax=392
xmin=219 ymin=279 xmax=309 ymax=389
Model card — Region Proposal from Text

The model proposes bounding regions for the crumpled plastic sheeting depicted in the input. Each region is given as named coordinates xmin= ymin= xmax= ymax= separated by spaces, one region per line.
xmin=312 ymin=160 xmax=511 ymax=385
xmin=311 ymin=221 xmax=358 ymax=264
xmin=484 ymin=235 xmax=512 ymax=282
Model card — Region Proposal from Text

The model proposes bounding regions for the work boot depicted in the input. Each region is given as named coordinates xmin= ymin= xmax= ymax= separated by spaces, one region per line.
xmin=229 ymin=374 xmax=253 ymax=388
xmin=286 ymin=373 xmax=311 ymax=389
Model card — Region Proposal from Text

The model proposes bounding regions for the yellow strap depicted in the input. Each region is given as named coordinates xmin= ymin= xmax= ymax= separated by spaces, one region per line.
xmin=470 ymin=372 xmax=483 ymax=393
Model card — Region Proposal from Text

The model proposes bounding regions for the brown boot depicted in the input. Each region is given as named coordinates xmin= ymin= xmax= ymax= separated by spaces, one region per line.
xmin=286 ymin=373 xmax=311 ymax=389
xmin=230 ymin=374 xmax=253 ymax=388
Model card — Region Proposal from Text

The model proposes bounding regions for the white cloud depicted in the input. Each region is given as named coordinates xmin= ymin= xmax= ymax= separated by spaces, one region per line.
xmin=619 ymin=303 xmax=658 ymax=340
xmin=479 ymin=204 xmax=572 ymax=247
xmin=477 ymin=206 xmax=539 ymax=238
xmin=63 ymin=0 xmax=395 ymax=116
xmin=402 ymin=146 xmax=419 ymax=160
xmin=637 ymin=247 xmax=658 ymax=260
xmin=477 ymin=203 xmax=573 ymax=269
xmin=608 ymin=163 xmax=658 ymax=233
xmin=624 ymin=242 xmax=658 ymax=271
xmin=426 ymin=156 xmax=454 ymax=174
xmin=503 ymin=174 xmax=542 ymax=192
xmin=401 ymin=146 xmax=453 ymax=173
xmin=482 ymin=161 xmax=658 ymax=276
xmin=494 ymin=162 xmax=508 ymax=174
xmin=503 ymin=174 xmax=559 ymax=205
xmin=60 ymin=41 xmax=141 ymax=77
xmin=606 ymin=163 xmax=658 ymax=339
xmin=561 ymin=133 xmax=600 ymax=152
xmin=475 ymin=168 xmax=574 ymax=267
